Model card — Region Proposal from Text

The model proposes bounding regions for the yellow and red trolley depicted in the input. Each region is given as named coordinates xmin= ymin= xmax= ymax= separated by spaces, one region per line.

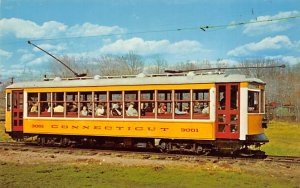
xmin=5 ymin=72 xmax=268 ymax=155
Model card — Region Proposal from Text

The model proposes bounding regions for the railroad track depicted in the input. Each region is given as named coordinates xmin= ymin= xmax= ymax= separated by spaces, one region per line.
xmin=0 ymin=141 xmax=299 ymax=165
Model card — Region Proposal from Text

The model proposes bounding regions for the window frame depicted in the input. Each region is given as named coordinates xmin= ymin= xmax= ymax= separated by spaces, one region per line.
xmin=157 ymin=90 xmax=173 ymax=119
xmin=109 ymin=91 xmax=123 ymax=118
xmin=140 ymin=90 xmax=155 ymax=119
xmin=6 ymin=93 xmax=11 ymax=111
xmin=79 ymin=92 xmax=93 ymax=118
xmin=192 ymin=89 xmax=210 ymax=119
xmin=40 ymin=92 xmax=51 ymax=117
xmin=52 ymin=92 xmax=65 ymax=117
xmin=248 ymin=89 xmax=260 ymax=114
xmin=27 ymin=92 xmax=39 ymax=117
xmin=94 ymin=91 xmax=108 ymax=118
xmin=124 ymin=91 xmax=139 ymax=118
xmin=174 ymin=90 xmax=191 ymax=119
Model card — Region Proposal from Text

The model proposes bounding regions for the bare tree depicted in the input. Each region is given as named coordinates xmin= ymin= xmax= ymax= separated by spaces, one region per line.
xmin=146 ymin=56 xmax=168 ymax=74
xmin=120 ymin=51 xmax=144 ymax=75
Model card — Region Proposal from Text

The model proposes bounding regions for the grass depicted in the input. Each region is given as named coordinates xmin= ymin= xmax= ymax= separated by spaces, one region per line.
xmin=0 ymin=121 xmax=12 ymax=142
xmin=0 ymin=163 xmax=298 ymax=188
xmin=261 ymin=121 xmax=300 ymax=156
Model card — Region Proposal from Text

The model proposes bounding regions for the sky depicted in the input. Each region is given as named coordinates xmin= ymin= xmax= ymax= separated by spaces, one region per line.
xmin=0 ymin=0 xmax=300 ymax=80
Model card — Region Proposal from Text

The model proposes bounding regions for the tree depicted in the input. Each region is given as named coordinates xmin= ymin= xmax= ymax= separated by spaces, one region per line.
xmin=146 ymin=56 xmax=168 ymax=74
xmin=121 ymin=51 xmax=144 ymax=75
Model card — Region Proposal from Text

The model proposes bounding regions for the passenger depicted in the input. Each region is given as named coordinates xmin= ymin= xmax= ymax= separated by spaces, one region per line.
xmin=69 ymin=103 xmax=78 ymax=112
xmin=175 ymin=103 xmax=188 ymax=115
xmin=30 ymin=103 xmax=38 ymax=113
xmin=158 ymin=103 xmax=167 ymax=114
xmin=95 ymin=104 xmax=105 ymax=116
xmin=175 ymin=107 xmax=187 ymax=115
xmin=53 ymin=104 xmax=64 ymax=112
xmin=127 ymin=103 xmax=138 ymax=116
xmin=111 ymin=103 xmax=122 ymax=116
xmin=80 ymin=106 xmax=88 ymax=116
xmin=140 ymin=103 xmax=146 ymax=116
xmin=202 ymin=104 xmax=209 ymax=114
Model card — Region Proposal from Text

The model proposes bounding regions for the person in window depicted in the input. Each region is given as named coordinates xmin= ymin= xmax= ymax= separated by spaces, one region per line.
xmin=81 ymin=106 xmax=88 ymax=116
xmin=158 ymin=103 xmax=167 ymax=114
xmin=111 ymin=103 xmax=122 ymax=116
xmin=140 ymin=103 xmax=146 ymax=116
xmin=95 ymin=104 xmax=105 ymax=116
xmin=69 ymin=103 xmax=78 ymax=112
xmin=54 ymin=103 xmax=64 ymax=112
xmin=127 ymin=103 xmax=138 ymax=116
xmin=30 ymin=103 xmax=38 ymax=113
xmin=175 ymin=103 xmax=187 ymax=115
xmin=202 ymin=103 xmax=209 ymax=114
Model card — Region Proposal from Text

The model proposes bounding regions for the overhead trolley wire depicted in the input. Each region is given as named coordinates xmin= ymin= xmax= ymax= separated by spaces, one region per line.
xmin=199 ymin=14 xmax=300 ymax=31
xmin=2 ymin=14 xmax=299 ymax=44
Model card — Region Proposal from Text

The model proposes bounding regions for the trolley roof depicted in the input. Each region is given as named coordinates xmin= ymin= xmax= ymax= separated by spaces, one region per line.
xmin=7 ymin=73 xmax=265 ymax=89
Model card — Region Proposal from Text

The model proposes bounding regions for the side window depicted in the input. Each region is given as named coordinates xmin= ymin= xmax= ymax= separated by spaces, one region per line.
xmin=192 ymin=90 xmax=210 ymax=119
xmin=260 ymin=90 xmax=265 ymax=113
xmin=52 ymin=92 xmax=64 ymax=117
xmin=157 ymin=90 xmax=172 ymax=119
xmin=27 ymin=93 xmax=38 ymax=117
xmin=248 ymin=90 xmax=259 ymax=113
xmin=125 ymin=91 xmax=138 ymax=118
xmin=80 ymin=92 xmax=92 ymax=117
xmin=6 ymin=93 xmax=11 ymax=111
xmin=40 ymin=93 xmax=51 ymax=117
xmin=175 ymin=90 xmax=190 ymax=119
xmin=66 ymin=92 xmax=78 ymax=117
xmin=95 ymin=91 xmax=107 ymax=118
xmin=109 ymin=91 xmax=123 ymax=117
xmin=140 ymin=90 xmax=155 ymax=118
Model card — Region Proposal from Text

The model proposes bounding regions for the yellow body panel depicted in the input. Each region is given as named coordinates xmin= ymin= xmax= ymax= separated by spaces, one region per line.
xmin=24 ymin=118 xmax=215 ymax=140
xmin=25 ymin=83 xmax=214 ymax=92
xmin=240 ymin=82 xmax=249 ymax=88
xmin=248 ymin=114 xmax=264 ymax=135
xmin=5 ymin=112 xmax=11 ymax=132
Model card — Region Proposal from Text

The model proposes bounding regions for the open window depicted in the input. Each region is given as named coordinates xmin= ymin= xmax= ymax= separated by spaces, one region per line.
xmin=27 ymin=93 xmax=38 ymax=117
xmin=40 ymin=93 xmax=51 ymax=117
xmin=125 ymin=91 xmax=138 ymax=118
xmin=192 ymin=90 xmax=209 ymax=119
xmin=66 ymin=92 xmax=78 ymax=117
xmin=140 ymin=90 xmax=155 ymax=118
xmin=94 ymin=91 xmax=107 ymax=118
xmin=52 ymin=92 xmax=64 ymax=117
xmin=248 ymin=90 xmax=259 ymax=113
xmin=6 ymin=93 xmax=11 ymax=111
xmin=157 ymin=90 xmax=172 ymax=119
xmin=79 ymin=92 xmax=92 ymax=117
xmin=109 ymin=91 xmax=123 ymax=118
xmin=175 ymin=90 xmax=190 ymax=119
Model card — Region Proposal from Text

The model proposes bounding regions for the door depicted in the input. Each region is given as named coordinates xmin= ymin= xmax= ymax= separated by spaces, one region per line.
xmin=216 ymin=84 xmax=239 ymax=139
xmin=12 ymin=90 xmax=23 ymax=132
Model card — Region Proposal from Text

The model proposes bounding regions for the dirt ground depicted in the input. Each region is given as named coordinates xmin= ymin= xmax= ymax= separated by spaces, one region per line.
xmin=0 ymin=148 xmax=299 ymax=180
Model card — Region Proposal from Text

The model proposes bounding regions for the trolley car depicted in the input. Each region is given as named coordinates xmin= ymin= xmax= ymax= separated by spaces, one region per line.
xmin=5 ymin=72 xmax=268 ymax=155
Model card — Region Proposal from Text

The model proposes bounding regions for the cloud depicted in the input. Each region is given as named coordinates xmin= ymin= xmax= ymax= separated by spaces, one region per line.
xmin=68 ymin=23 xmax=125 ymax=37
xmin=243 ymin=11 xmax=300 ymax=35
xmin=27 ymin=55 xmax=50 ymax=66
xmin=0 ymin=18 xmax=67 ymax=38
xmin=99 ymin=37 xmax=207 ymax=56
xmin=0 ymin=18 xmax=126 ymax=39
xmin=20 ymin=53 xmax=35 ymax=63
xmin=227 ymin=35 xmax=292 ymax=56
xmin=32 ymin=43 xmax=67 ymax=53
xmin=0 ymin=49 xmax=12 ymax=59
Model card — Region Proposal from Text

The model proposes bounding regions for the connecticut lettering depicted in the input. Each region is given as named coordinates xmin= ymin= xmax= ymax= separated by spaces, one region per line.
xmin=47 ymin=124 xmax=169 ymax=132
